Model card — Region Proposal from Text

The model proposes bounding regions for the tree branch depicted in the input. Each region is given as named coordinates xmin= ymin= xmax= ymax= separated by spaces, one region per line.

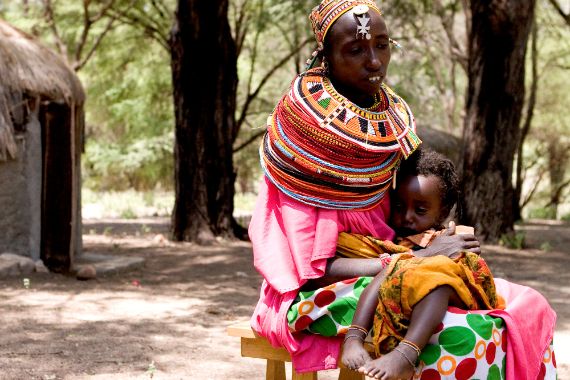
xmin=42 ymin=0 xmax=68 ymax=59
xmin=433 ymin=0 xmax=468 ymax=72
xmin=547 ymin=0 xmax=570 ymax=27
xmin=233 ymin=129 xmax=266 ymax=153
xmin=73 ymin=15 xmax=116 ymax=71
xmin=234 ymin=36 xmax=312 ymax=138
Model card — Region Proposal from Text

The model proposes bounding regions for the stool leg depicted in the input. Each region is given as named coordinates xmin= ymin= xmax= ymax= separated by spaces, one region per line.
xmin=292 ymin=368 xmax=317 ymax=380
xmin=266 ymin=359 xmax=286 ymax=380
xmin=338 ymin=368 xmax=364 ymax=380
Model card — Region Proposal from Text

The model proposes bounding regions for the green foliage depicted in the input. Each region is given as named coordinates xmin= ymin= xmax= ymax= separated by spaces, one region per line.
xmin=528 ymin=206 xmax=558 ymax=220
xmin=82 ymin=189 xmax=174 ymax=218
xmin=83 ymin=132 xmax=173 ymax=190
xmin=4 ymin=0 xmax=175 ymax=191
xmin=499 ymin=232 xmax=526 ymax=250
xmin=2 ymin=0 xmax=568 ymax=211
xmin=540 ymin=241 xmax=552 ymax=252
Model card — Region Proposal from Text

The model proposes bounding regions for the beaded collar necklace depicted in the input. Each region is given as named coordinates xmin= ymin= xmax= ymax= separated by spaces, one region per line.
xmin=260 ymin=68 xmax=421 ymax=210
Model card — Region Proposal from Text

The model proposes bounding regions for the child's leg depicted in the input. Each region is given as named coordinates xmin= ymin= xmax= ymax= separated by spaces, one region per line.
xmin=341 ymin=270 xmax=387 ymax=370
xmin=359 ymin=285 xmax=459 ymax=380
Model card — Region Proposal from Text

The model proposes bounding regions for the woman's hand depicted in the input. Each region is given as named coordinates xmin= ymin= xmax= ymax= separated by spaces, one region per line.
xmin=416 ymin=221 xmax=481 ymax=258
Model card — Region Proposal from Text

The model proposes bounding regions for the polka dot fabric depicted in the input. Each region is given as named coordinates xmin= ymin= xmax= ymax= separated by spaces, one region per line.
xmin=288 ymin=286 xmax=558 ymax=379
xmin=413 ymin=308 xmax=557 ymax=380
xmin=413 ymin=308 xmax=507 ymax=380
xmin=287 ymin=276 xmax=373 ymax=336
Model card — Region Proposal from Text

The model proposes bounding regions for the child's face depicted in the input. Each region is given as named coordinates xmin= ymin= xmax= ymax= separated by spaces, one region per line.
xmin=391 ymin=174 xmax=446 ymax=237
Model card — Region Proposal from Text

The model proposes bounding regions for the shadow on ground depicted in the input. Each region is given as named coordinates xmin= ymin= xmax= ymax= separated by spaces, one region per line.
xmin=0 ymin=218 xmax=567 ymax=379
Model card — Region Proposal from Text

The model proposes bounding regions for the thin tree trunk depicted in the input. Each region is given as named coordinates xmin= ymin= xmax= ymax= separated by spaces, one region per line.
xmin=170 ymin=0 xmax=238 ymax=242
xmin=513 ymin=16 xmax=538 ymax=221
xmin=461 ymin=0 xmax=536 ymax=241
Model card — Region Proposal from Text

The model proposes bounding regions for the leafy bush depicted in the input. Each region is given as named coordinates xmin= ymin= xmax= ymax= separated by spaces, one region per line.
xmin=527 ymin=207 xmax=557 ymax=220
xmin=499 ymin=232 xmax=525 ymax=250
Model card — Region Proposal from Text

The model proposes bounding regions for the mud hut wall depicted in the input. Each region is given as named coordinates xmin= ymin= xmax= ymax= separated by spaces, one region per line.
xmin=74 ymin=105 xmax=84 ymax=259
xmin=0 ymin=109 xmax=42 ymax=260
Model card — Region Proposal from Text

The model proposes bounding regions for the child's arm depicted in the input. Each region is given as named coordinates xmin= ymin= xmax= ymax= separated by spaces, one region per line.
xmin=302 ymin=257 xmax=386 ymax=290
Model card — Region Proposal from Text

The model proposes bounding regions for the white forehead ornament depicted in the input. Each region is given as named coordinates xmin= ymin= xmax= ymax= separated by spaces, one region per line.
xmin=353 ymin=5 xmax=371 ymax=40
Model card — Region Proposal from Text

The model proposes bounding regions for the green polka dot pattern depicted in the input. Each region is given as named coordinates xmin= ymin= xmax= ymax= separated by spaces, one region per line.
xmin=287 ymin=280 xmax=558 ymax=379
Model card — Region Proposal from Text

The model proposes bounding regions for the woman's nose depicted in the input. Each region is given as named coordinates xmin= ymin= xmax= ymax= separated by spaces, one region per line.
xmin=366 ymin=48 xmax=382 ymax=70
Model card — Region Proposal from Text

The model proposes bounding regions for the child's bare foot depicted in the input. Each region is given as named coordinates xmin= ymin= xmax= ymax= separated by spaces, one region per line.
xmin=358 ymin=345 xmax=416 ymax=380
xmin=341 ymin=337 xmax=372 ymax=371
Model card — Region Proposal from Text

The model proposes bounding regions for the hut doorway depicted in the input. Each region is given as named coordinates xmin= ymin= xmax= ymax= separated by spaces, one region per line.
xmin=39 ymin=102 xmax=78 ymax=273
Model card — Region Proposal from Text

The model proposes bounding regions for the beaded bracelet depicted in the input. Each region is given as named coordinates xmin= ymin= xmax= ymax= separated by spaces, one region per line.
xmin=348 ymin=324 xmax=369 ymax=336
xmin=343 ymin=334 xmax=365 ymax=344
xmin=400 ymin=339 xmax=422 ymax=357
xmin=393 ymin=346 xmax=416 ymax=369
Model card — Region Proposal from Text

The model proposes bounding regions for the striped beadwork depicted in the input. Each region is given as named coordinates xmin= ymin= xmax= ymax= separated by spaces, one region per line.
xmin=260 ymin=68 xmax=421 ymax=210
xmin=310 ymin=0 xmax=382 ymax=46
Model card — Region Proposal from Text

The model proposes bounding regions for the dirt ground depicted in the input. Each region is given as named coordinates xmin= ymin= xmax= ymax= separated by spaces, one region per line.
xmin=0 ymin=218 xmax=568 ymax=380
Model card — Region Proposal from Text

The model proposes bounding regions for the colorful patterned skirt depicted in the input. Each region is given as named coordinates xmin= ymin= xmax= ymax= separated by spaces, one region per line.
xmin=287 ymin=279 xmax=558 ymax=379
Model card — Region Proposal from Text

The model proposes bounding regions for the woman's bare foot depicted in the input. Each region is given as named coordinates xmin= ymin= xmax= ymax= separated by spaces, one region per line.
xmin=358 ymin=345 xmax=416 ymax=380
xmin=341 ymin=337 xmax=372 ymax=371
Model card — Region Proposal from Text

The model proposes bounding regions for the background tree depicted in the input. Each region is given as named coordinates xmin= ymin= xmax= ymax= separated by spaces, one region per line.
xmin=460 ymin=0 xmax=536 ymax=241
xmin=169 ymin=0 xmax=238 ymax=242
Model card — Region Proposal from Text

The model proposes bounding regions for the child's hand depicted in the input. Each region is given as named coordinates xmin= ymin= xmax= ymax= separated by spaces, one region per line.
xmin=420 ymin=221 xmax=481 ymax=258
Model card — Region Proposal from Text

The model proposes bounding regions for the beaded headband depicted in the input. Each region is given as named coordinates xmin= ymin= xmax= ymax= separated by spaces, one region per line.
xmin=309 ymin=0 xmax=382 ymax=49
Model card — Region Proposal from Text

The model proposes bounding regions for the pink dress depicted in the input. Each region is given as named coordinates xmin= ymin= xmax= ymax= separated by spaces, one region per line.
xmin=249 ymin=178 xmax=557 ymax=378
xmin=249 ymin=178 xmax=394 ymax=372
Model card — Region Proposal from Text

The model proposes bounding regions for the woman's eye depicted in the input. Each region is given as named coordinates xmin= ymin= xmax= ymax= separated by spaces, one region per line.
xmin=349 ymin=46 xmax=362 ymax=54
xmin=416 ymin=208 xmax=427 ymax=215
xmin=377 ymin=43 xmax=389 ymax=49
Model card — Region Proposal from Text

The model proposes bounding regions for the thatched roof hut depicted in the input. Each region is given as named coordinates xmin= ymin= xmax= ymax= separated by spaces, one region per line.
xmin=0 ymin=19 xmax=85 ymax=273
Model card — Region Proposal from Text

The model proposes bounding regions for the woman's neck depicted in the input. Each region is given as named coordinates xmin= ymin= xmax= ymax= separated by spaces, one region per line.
xmin=328 ymin=78 xmax=377 ymax=108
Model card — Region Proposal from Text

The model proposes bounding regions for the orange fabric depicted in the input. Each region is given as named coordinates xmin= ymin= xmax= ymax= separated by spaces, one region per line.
xmin=372 ymin=252 xmax=503 ymax=355
xmin=336 ymin=232 xmax=410 ymax=259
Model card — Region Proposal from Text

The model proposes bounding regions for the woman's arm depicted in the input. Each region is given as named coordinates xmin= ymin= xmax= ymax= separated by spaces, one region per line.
xmin=302 ymin=257 xmax=386 ymax=290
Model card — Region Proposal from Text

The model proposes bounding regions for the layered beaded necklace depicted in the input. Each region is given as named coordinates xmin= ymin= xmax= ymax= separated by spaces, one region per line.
xmin=260 ymin=68 xmax=421 ymax=210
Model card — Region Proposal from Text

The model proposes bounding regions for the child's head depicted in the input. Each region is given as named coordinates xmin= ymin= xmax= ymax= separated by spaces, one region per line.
xmin=390 ymin=148 xmax=459 ymax=237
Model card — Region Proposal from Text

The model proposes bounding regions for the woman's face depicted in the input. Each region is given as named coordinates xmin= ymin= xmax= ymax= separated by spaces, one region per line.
xmin=324 ymin=10 xmax=391 ymax=105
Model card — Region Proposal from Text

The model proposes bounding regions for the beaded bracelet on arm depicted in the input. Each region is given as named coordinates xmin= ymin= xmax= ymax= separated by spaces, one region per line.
xmin=348 ymin=324 xmax=369 ymax=336
xmin=343 ymin=324 xmax=368 ymax=344
xmin=400 ymin=339 xmax=422 ymax=357
xmin=393 ymin=346 xmax=417 ymax=369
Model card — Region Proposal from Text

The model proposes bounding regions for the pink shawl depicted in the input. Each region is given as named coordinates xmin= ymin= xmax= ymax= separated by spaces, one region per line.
xmin=250 ymin=178 xmax=393 ymax=372
xmin=484 ymin=278 xmax=556 ymax=380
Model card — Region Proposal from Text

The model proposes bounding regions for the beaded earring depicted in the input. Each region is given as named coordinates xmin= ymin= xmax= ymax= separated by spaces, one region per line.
xmin=389 ymin=38 xmax=403 ymax=50
xmin=321 ymin=57 xmax=330 ymax=75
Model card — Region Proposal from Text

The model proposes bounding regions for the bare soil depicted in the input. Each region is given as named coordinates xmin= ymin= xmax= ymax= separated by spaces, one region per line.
xmin=0 ymin=218 xmax=568 ymax=380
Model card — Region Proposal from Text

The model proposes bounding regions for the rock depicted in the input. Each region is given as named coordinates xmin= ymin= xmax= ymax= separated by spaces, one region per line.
xmin=76 ymin=265 xmax=97 ymax=280
xmin=0 ymin=252 xmax=35 ymax=274
xmin=0 ymin=260 xmax=19 ymax=277
xmin=152 ymin=234 xmax=166 ymax=245
xmin=35 ymin=260 xmax=49 ymax=273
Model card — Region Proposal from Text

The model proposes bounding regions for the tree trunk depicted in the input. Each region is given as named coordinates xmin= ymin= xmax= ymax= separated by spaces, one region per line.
xmin=547 ymin=139 xmax=569 ymax=219
xmin=169 ymin=0 xmax=238 ymax=242
xmin=513 ymin=16 xmax=538 ymax=222
xmin=460 ymin=0 xmax=536 ymax=241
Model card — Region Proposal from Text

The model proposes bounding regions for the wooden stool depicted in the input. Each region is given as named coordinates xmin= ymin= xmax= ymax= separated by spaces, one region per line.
xmin=227 ymin=321 xmax=365 ymax=380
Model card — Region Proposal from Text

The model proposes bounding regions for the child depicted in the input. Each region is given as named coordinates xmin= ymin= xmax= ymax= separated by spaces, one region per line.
xmin=340 ymin=149 xmax=501 ymax=380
